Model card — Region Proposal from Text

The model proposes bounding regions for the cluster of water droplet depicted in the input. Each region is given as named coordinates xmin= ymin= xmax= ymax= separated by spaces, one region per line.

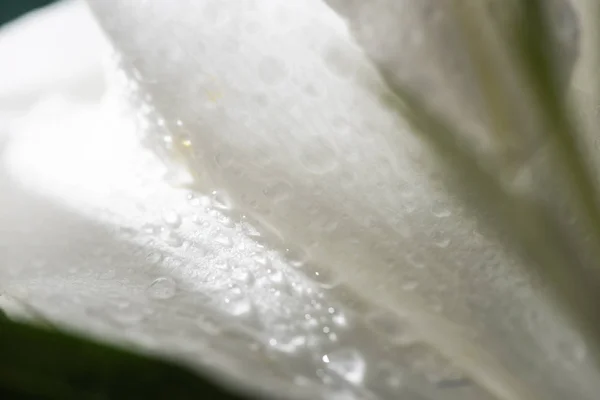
xmin=54 ymin=52 xmax=492 ymax=400
xmin=92 ymin=174 xmax=490 ymax=399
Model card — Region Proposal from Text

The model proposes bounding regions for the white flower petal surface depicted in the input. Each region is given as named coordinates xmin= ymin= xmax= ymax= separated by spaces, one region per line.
xmin=1 ymin=1 xmax=599 ymax=400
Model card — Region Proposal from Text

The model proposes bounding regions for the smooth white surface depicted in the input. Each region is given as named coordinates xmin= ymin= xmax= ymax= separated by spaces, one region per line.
xmin=0 ymin=0 xmax=105 ymax=116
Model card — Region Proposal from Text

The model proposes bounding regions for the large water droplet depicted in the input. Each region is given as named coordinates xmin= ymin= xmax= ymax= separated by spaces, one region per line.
xmin=300 ymin=142 xmax=338 ymax=174
xmin=270 ymin=335 xmax=306 ymax=354
xmin=214 ymin=232 xmax=233 ymax=247
xmin=323 ymin=349 xmax=366 ymax=385
xmin=217 ymin=215 xmax=235 ymax=228
xmin=309 ymin=268 xmax=337 ymax=288
xmin=262 ymin=181 xmax=293 ymax=202
xmin=434 ymin=234 xmax=451 ymax=248
xmin=330 ymin=309 xmax=348 ymax=327
xmin=233 ymin=269 xmax=256 ymax=285
xmin=99 ymin=269 xmax=116 ymax=280
xmin=161 ymin=230 xmax=183 ymax=248
xmin=266 ymin=268 xmax=285 ymax=284
xmin=211 ymin=190 xmax=233 ymax=210
xmin=224 ymin=296 xmax=253 ymax=316
xmin=406 ymin=253 xmax=425 ymax=269
xmin=196 ymin=315 xmax=222 ymax=335
xmin=187 ymin=194 xmax=201 ymax=207
xmin=162 ymin=210 xmax=182 ymax=228
xmin=407 ymin=344 xmax=467 ymax=387
xmin=147 ymin=277 xmax=177 ymax=299
xmin=430 ymin=197 xmax=453 ymax=218
xmin=215 ymin=151 xmax=233 ymax=168
xmin=324 ymin=46 xmax=356 ymax=78
xmin=223 ymin=285 xmax=253 ymax=317
xmin=285 ymin=248 xmax=308 ymax=268
xmin=366 ymin=312 xmax=417 ymax=345
xmin=107 ymin=302 xmax=145 ymax=326
xmin=146 ymin=252 xmax=163 ymax=264
xmin=142 ymin=224 xmax=160 ymax=235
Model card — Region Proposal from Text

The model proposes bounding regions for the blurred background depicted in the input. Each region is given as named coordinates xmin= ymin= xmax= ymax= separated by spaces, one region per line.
xmin=0 ymin=0 xmax=56 ymax=26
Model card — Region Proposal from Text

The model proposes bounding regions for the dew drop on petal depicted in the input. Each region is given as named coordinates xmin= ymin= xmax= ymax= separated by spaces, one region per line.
xmin=323 ymin=349 xmax=366 ymax=385
xmin=162 ymin=209 xmax=182 ymax=228
xmin=147 ymin=277 xmax=177 ymax=300
xmin=262 ymin=181 xmax=293 ymax=202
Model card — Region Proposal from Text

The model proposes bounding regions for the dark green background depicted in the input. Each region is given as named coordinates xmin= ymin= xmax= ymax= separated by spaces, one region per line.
xmin=0 ymin=0 xmax=57 ymax=27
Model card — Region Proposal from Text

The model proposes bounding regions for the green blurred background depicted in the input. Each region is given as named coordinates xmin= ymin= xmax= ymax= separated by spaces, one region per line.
xmin=0 ymin=0 xmax=57 ymax=27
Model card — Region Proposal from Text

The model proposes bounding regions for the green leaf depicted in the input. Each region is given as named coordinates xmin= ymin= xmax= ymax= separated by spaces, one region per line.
xmin=0 ymin=316 xmax=264 ymax=400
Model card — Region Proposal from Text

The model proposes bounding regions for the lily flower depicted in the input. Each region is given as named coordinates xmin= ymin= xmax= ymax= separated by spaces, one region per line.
xmin=1 ymin=1 xmax=600 ymax=399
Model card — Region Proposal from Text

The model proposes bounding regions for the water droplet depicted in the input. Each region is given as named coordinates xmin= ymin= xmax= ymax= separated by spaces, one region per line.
xmin=221 ymin=284 xmax=254 ymax=316
xmin=324 ymin=47 xmax=356 ymax=78
xmin=267 ymin=268 xmax=285 ymax=283
xmin=142 ymin=224 xmax=160 ymax=234
xmin=366 ymin=312 xmax=417 ymax=345
xmin=234 ymin=269 xmax=256 ymax=285
xmin=332 ymin=311 xmax=348 ymax=327
xmin=262 ymin=181 xmax=292 ymax=202
xmin=214 ymin=233 xmax=233 ymax=247
xmin=309 ymin=268 xmax=337 ymax=288
xmin=406 ymin=253 xmax=425 ymax=269
xmin=196 ymin=315 xmax=222 ymax=335
xmin=162 ymin=210 xmax=182 ymax=228
xmin=98 ymin=267 xmax=116 ymax=280
xmin=147 ymin=277 xmax=177 ymax=299
xmin=163 ymin=257 xmax=184 ymax=270
xmin=211 ymin=190 xmax=232 ymax=210
xmin=217 ymin=215 xmax=234 ymax=228
xmin=215 ymin=152 xmax=233 ymax=168
xmin=271 ymin=335 xmax=306 ymax=353
xmin=431 ymin=204 xmax=452 ymax=218
xmin=435 ymin=238 xmax=451 ymax=248
xmin=379 ymin=362 xmax=404 ymax=389
xmin=161 ymin=230 xmax=183 ymax=248
xmin=253 ymin=254 xmax=269 ymax=265
xmin=109 ymin=302 xmax=145 ymax=325
xmin=407 ymin=344 xmax=467 ymax=385
xmin=224 ymin=296 xmax=253 ymax=316
xmin=187 ymin=195 xmax=201 ymax=207
xmin=430 ymin=197 xmax=452 ymax=218
xmin=146 ymin=252 xmax=163 ymax=264
xmin=324 ymin=349 xmax=366 ymax=385
xmin=285 ymin=248 xmax=307 ymax=267
xmin=308 ymin=213 xmax=339 ymax=233
xmin=300 ymin=143 xmax=338 ymax=174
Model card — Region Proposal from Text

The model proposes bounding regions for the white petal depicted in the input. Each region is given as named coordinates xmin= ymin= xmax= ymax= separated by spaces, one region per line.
xmin=1 ymin=1 xmax=599 ymax=399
